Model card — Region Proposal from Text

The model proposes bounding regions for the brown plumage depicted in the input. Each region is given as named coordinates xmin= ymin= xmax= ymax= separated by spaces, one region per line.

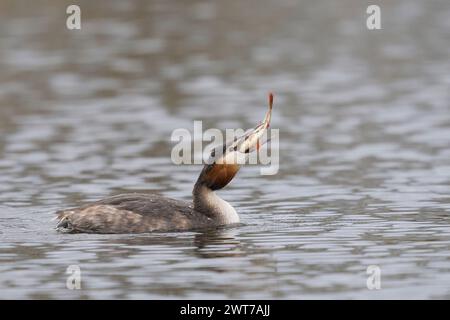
xmin=196 ymin=163 xmax=240 ymax=191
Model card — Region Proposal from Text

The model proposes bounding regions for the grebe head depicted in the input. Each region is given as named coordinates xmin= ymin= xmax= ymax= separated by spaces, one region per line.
xmin=194 ymin=92 xmax=274 ymax=191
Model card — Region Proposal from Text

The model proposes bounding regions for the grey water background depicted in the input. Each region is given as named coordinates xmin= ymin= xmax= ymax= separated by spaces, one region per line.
xmin=0 ymin=0 xmax=449 ymax=299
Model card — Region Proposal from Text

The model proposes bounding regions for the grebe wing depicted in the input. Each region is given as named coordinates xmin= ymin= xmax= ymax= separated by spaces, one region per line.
xmin=97 ymin=193 xmax=192 ymax=215
xmin=57 ymin=193 xmax=192 ymax=217
xmin=54 ymin=193 xmax=197 ymax=233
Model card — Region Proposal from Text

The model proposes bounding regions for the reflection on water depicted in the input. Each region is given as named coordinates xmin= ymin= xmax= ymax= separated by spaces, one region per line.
xmin=0 ymin=0 xmax=450 ymax=299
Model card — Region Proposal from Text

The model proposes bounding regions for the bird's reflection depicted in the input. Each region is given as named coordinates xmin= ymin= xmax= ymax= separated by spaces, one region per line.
xmin=192 ymin=226 xmax=247 ymax=258
xmin=78 ymin=226 xmax=246 ymax=260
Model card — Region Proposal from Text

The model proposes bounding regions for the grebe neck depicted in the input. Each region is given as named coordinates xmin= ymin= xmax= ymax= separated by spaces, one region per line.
xmin=193 ymin=183 xmax=239 ymax=224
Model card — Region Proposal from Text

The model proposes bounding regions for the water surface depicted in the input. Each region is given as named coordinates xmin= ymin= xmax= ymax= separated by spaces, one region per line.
xmin=0 ymin=0 xmax=450 ymax=299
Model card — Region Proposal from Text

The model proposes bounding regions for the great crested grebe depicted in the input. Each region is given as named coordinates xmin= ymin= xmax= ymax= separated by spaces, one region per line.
xmin=55 ymin=93 xmax=274 ymax=233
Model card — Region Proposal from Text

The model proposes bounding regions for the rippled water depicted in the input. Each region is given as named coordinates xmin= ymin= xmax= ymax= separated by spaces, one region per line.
xmin=0 ymin=0 xmax=450 ymax=299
